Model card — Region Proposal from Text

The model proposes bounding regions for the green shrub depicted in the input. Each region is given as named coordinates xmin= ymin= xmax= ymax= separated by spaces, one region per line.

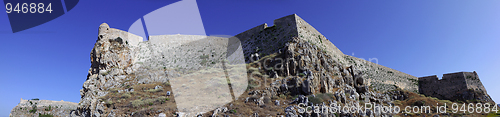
xmin=132 ymin=99 xmax=144 ymax=107
xmin=121 ymin=93 xmax=131 ymax=99
xmin=308 ymin=93 xmax=334 ymax=104
xmin=39 ymin=113 xmax=54 ymax=117
xmin=200 ymin=59 xmax=208 ymax=65
xmin=279 ymin=94 xmax=286 ymax=99
xmin=251 ymin=71 xmax=262 ymax=77
xmin=248 ymin=67 xmax=259 ymax=72
xmin=29 ymin=106 xmax=37 ymax=113
xmin=44 ymin=105 xmax=51 ymax=111
xmin=199 ymin=55 xmax=209 ymax=59
xmin=299 ymin=73 xmax=305 ymax=77
xmin=105 ymin=100 xmax=113 ymax=105
xmin=115 ymin=37 xmax=123 ymax=44
xmin=144 ymin=99 xmax=155 ymax=106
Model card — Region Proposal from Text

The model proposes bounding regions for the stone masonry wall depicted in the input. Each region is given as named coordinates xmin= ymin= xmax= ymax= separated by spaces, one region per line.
xmin=418 ymin=71 xmax=493 ymax=102
xmin=235 ymin=14 xmax=299 ymax=63
xmin=98 ymin=23 xmax=143 ymax=47
xmin=419 ymin=73 xmax=469 ymax=100
xmin=463 ymin=72 xmax=488 ymax=94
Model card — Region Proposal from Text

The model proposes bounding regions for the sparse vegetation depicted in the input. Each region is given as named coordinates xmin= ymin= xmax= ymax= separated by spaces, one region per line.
xmin=39 ymin=113 xmax=54 ymax=117
xmin=299 ymin=73 xmax=305 ymax=77
xmin=145 ymin=88 xmax=163 ymax=93
xmin=131 ymin=96 xmax=167 ymax=108
xmin=44 ymin=105 xmax=51 ymax=111
xmin=308 ymin=93 xmax=334 ymax=104
xmin=121 ymin=93 xmax=131 ymax=98
xmin=29 ymin=105 xmax=37 ymax=113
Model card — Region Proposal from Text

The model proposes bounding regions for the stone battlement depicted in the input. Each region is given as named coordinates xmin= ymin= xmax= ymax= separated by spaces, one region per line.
xmin=419 ymin=71 xmax=493 ymax=102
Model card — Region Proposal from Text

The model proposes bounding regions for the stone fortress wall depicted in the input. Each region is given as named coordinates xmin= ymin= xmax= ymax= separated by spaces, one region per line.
xmin=235 ymin=14 xmax=419 ymax=93
xmin=98 ymin=23 xmax=235 ymax=71
xmin=98 ymin=14 xmax=423 ymax=93
xmin=418 ymin=71 xmax=491 ymax=101
xmin=235 ymin=14 xmax=344 ymax=62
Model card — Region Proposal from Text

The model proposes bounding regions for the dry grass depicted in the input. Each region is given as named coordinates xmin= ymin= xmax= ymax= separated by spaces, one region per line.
xmin=98 ymin=82 xmax=177 ymax=116
xmin=392 ymin=89 xmax=496 ymax=117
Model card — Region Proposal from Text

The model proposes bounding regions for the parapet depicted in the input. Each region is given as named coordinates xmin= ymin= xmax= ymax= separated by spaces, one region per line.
xmin=442 ymin=72 xmax=467 ymax=81
xmin=234 ymin=23 xmax=268 ymax=41
xmin=418 ymin=75 xmax=439 ymax=81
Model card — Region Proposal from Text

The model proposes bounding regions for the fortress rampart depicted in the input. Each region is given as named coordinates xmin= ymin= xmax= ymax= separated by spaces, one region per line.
xmin=235 ymin=14 xmax=419 ymax=92
xmin=97 ymin=14 xmax=420 ymax=93
xmin=235 ymin=14 xmax=344 ymax=62
xmin=419 ymin=71 xmax=492 ymax=102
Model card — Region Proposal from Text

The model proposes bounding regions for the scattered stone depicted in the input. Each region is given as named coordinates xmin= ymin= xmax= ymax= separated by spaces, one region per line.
xmin=154 ymin=85 xmax=163 ymax=90
xmin=158 ymin=113 xmax=166 ymax=117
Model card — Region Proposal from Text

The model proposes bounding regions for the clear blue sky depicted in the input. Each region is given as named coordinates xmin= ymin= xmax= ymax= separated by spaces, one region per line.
xmin=1 ymin=0 xmax=499 ymax=116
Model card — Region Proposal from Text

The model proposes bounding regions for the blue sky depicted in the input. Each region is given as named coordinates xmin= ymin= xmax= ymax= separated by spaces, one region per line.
xmin=1 ymin=0 xmax=499 ymax=116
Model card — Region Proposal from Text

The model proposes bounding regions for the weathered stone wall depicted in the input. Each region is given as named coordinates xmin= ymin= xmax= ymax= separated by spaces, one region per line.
xmin=344 ymin=56 xmax=419 ymax=93
xmin=419 ymin=71 xmax=493 ymax=103
xmin=418 ymin=75 xmax=440 ymax=97
xmin=98 ymin=23 xmax=143 ymax=47
xmin=235 ymin=14 xmax=299 ymax=63
xmin=295 ymin=15 xmax=343 ymax=56
xmin=463 ymin=72 xmax=488 ymax=94
xmin=419 ymin=73 xmax=469 ymax=100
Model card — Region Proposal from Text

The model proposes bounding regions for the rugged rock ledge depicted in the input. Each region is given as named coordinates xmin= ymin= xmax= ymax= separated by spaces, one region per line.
xmin=9 ymin=98 xmax=78 ymax=117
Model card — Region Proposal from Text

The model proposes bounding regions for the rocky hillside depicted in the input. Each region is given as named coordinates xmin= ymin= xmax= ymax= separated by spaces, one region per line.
xmin=69 ymin=22 xmax=399 ymax=116
xmin=9 ymin=98 xmax=78 ymax=117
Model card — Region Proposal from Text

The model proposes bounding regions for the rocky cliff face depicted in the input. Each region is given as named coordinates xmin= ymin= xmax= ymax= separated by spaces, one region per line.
xmin=9 ymin=98 xmax=78 ymax=117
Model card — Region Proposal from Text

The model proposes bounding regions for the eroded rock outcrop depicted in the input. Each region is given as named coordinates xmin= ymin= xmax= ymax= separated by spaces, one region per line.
xmin=9 ymin=98 xmax=78 ymax=117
